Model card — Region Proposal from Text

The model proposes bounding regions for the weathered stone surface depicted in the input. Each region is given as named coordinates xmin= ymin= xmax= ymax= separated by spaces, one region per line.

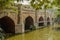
xmin=0 ymin=5 xmax=54 ymax=33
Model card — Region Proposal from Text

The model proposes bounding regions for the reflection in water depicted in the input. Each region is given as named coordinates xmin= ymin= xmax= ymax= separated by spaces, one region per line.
xmin=6 ymin=24 xmax=60 ymax=40
xmin=6 ymin=27 xmax=52 ymax=40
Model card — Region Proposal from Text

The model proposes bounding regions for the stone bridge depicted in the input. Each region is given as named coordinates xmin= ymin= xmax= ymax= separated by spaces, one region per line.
xmin=0 ymin=5 xmax=54 ymax=34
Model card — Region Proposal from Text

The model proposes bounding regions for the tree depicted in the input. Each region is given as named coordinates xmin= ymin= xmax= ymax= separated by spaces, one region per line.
xmin=0 ymin=0 xmax=17 ymax=15
xmin=54 ymin=0 xmax=60 ymax=8
xmin=0 ymin=0 xmax=13 ymax=10
xmin=30 ymin=0 xmax=55 ymax=27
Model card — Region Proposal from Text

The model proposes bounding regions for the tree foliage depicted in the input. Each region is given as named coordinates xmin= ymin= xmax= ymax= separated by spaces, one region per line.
xmin=54 ymin=0 xmax=60 ymax=7
xmin=30 ymin=0 xmax=55 ymax=10
xmin=17 ymin=0 xmax=23 ymax=2
xmin=0 ymin=0 xmax=14 ymax=9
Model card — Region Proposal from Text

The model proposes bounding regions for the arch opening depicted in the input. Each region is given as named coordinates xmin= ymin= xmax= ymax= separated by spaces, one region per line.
xmin=25 ymin=16 xmax=34 ymax=30
xmin=47 ymin=17 xmax=50 ymax=26
xmin=0 ymin=16 xmax=15 ymax=33
xmin=39 ymin=17 xmax=44 ymax=26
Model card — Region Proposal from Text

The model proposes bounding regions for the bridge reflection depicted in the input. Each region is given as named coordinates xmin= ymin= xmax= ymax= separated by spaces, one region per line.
xmin=6 ymin=26 xmax=52 ymax=40
xmin=6 ymin=24 xmax=60 ymax=40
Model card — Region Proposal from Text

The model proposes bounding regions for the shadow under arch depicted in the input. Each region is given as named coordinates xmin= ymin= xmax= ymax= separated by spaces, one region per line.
xmin=25 ymin=16 xmax=34 ymax=30
xmin=0 ymin=16 xmax=15 ymax=33
xmin=47 ymin=17 xmax=50 ymax=25
xmin=39 ymin=16 xmax=44 ymax=26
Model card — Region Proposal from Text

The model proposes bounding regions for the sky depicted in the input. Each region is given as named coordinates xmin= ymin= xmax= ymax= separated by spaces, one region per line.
xmin=14 ymin=0 xmax=30 ymax=5
xmin=22 ymin=0 xmax=30 ymax=5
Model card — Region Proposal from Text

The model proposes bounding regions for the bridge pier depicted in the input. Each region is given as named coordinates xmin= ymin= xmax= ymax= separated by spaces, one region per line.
xmin=15 ymin=24 xmax=24 ymax=34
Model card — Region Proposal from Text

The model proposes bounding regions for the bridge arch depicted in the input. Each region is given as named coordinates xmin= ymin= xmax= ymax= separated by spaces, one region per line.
xmin=25 ymin=16 xmax=34 ymax=30
xmin=0 ymin=16 xmax=15 ymax=33
xmin=38 ymin=16 xmax=44 ymax=26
